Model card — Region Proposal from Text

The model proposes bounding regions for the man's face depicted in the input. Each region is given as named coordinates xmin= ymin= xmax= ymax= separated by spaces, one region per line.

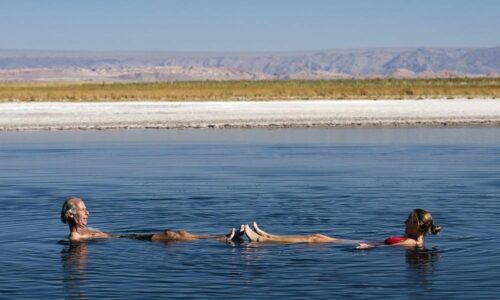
xmin=72 ymin=200 xmax=89 ymax=226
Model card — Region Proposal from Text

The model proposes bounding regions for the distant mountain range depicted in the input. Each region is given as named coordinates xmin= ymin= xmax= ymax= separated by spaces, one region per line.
xmin=0 ymin=47 xmax=498 ymax=81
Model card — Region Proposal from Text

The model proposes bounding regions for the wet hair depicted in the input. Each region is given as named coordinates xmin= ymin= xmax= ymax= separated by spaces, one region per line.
xmin=409 ymin=208 xmax=441 ymax=235
xmin=60 ymin=197 xmax=82 ymax=224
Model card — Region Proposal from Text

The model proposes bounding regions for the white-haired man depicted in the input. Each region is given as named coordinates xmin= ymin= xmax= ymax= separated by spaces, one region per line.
xmin=61 ymin=197 xmax=243 ymax=242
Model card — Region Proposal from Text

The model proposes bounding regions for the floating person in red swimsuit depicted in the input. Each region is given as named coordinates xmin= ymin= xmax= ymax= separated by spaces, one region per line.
xmin=242 ymin=208 xmax=441 ymax=248
xmin=60 ymin=197 xmax=243 ymax=242
xmin=357 ymin=208 xmax=441 ymax=249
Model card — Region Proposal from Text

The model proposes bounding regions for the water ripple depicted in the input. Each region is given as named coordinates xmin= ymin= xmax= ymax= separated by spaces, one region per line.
xmin=0 ymin=128 xmax=499 ymax=299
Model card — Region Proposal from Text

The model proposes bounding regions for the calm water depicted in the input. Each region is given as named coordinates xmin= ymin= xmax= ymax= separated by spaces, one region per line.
xmin=0 ymin=128 xmax=499 ymax=299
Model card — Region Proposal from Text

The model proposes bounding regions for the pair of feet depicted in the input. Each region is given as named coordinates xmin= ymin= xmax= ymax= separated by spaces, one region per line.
xmin=226 ymin=222 xmax=273 ymax=243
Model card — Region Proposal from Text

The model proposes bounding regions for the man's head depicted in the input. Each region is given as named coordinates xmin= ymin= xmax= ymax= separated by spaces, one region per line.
xmin=61 ymin=197 xmax=89 ymax=226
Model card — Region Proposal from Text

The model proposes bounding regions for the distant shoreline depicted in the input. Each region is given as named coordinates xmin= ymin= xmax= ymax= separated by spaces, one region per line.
xmin=1 ymin=99 xmax=499 ymax=131
xmin=0 ymin=79 xmax=499 ymax=102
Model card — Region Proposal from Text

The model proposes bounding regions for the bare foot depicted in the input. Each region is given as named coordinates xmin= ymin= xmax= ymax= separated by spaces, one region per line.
xmin=244 ymin=224 xmax=265 ymax=242
xmin=252 ymin=222 xmax=276 ymax=238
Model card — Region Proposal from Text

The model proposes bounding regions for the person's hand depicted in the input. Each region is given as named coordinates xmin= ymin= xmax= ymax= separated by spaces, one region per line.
xmin=356 ymin=242 xmax=374 ymax=249
xmin=225 ymin=226 xmax=245 ymax=243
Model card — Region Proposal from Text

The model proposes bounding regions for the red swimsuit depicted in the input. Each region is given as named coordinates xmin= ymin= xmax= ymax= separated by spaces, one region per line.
xmin=384 ymin=236 xmax=408 ymax=245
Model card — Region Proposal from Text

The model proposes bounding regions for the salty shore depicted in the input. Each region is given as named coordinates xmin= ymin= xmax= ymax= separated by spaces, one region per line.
xmin=1 ymin=99 xmax=499 ymax=131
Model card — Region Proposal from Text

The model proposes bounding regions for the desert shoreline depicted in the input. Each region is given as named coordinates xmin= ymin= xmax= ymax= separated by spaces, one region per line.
xmin=1 ymin=99 xmax=500 ymax=131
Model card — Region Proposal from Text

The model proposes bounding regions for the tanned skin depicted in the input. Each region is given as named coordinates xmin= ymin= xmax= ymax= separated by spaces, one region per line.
xmin=65 ymin=198 xmax=243 ymax=243
xmin=243 ymin=222 xmax=350 ymax=244
xmin=66 ymin=200 xmax=113 ymax=241
xmin=245 ymin=210 xmax=437 ymax=248
xmin=356 ymin=214 xmax=427 ymax=249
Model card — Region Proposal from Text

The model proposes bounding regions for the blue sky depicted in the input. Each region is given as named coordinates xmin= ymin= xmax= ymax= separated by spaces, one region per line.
xmin=0 ymin=0 xmax=498 ymax=51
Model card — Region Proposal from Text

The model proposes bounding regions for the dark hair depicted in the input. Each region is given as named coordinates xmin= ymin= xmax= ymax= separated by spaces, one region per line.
xmin=409 ymin=208 xmax=441 ymax=235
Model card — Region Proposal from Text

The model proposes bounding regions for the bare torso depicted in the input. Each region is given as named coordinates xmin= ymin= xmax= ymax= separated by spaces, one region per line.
xmin=69 ymin=228 xmax=113 ymax=241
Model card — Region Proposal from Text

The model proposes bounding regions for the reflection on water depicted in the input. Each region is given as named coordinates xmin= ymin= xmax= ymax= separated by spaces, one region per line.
xmin=405 ymin=247 xmax=441 ymax=287
xmin=61 ymin=241 xmax=88 ymax=300
xmin=406 ymin=247 xmax=441 ymax=274
xmin=0 ymin=128 xmax=499 ymax=299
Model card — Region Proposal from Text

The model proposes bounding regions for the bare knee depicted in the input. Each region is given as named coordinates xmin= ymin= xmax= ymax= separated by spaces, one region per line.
xmin=152 ymin=230 xmax=183 ymax=241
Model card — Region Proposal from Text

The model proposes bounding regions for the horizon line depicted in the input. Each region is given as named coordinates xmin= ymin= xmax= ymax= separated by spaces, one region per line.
xmin=2 ymin=46 xmax=498 ymax=55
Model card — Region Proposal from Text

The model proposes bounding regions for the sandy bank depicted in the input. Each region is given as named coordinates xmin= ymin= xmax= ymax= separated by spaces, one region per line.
xmin=1 ymin=99 xmax=499 ymax=131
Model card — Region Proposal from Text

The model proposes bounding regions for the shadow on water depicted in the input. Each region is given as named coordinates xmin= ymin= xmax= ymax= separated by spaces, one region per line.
xmin=60 ymin=241 xmax=88 ymax=300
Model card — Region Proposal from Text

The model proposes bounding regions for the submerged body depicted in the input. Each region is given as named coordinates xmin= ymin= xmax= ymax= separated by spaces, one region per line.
xmin=60 ymin=197 xmax=239 ymax=242
xmin=244 ymin=209 xmax=441 ymax=248
xmin=60 ymin=197 xmax=439 ymax=247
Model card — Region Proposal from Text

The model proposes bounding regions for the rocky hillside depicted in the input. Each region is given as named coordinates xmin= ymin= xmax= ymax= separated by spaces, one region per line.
xmin=0 ymin=47 xmax=498 ymax=81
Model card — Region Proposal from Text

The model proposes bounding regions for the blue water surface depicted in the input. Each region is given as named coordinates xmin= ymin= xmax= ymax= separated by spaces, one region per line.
xmin=0 ymin=128 xmax=499 ymax=299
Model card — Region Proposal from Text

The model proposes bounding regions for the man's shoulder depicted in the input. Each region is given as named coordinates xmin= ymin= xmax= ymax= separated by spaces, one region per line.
xmin=69 ymin=232 xmax=83 ymax=241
